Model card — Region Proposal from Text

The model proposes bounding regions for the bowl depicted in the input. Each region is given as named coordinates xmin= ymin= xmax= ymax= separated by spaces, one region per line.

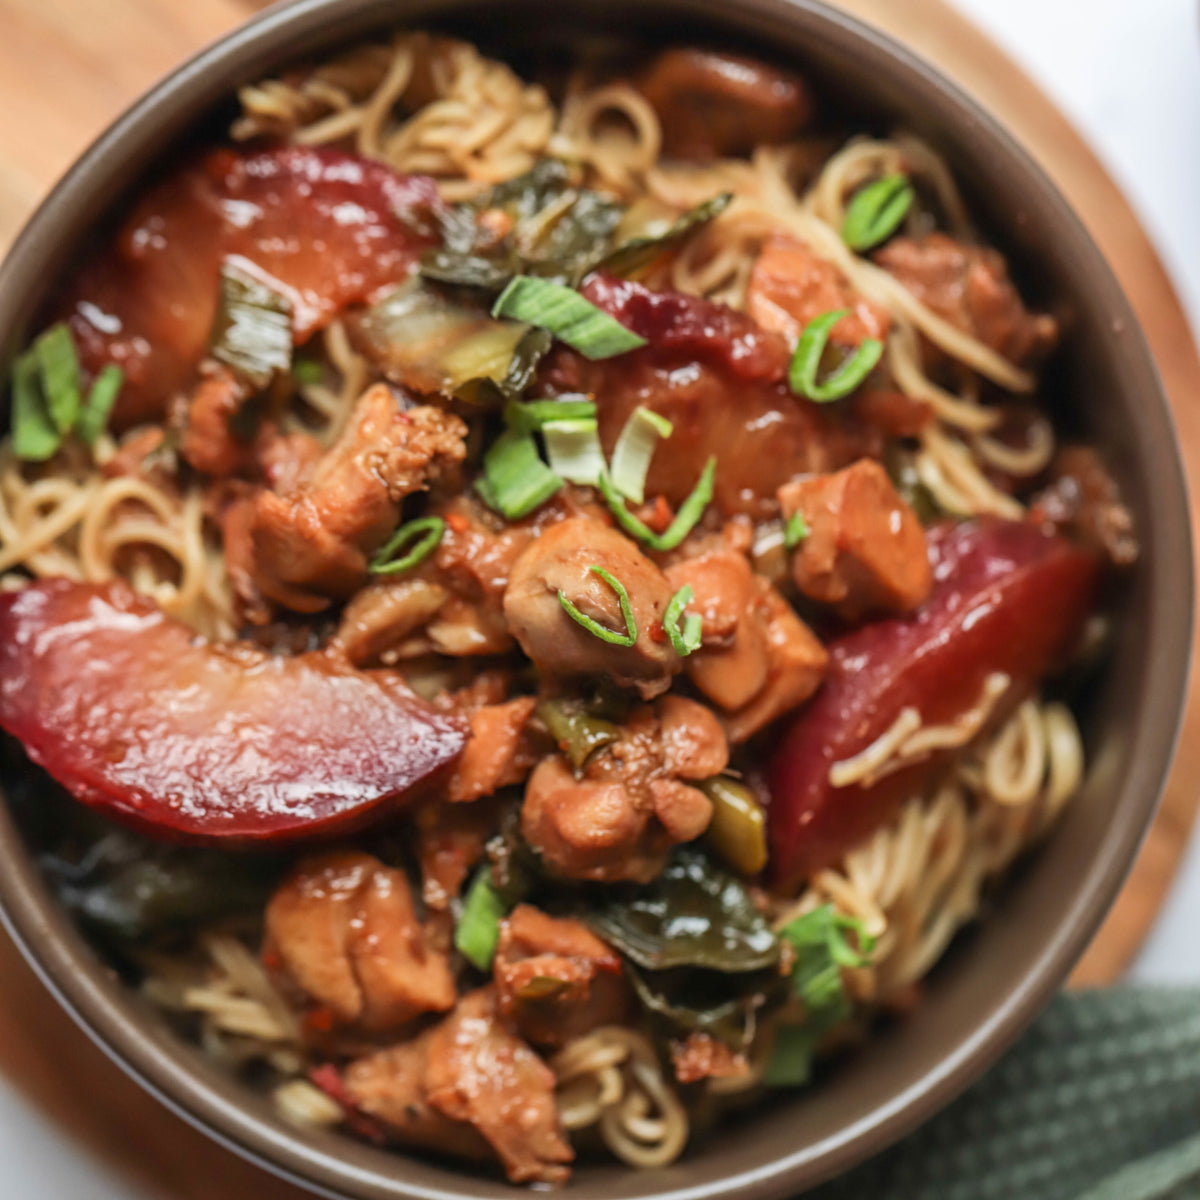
xmin=0 ymin=1 xmax=1190 ymax=1197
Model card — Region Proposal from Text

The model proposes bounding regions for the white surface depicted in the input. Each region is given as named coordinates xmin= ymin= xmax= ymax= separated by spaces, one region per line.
xmin=2 ymin=2 xmax=1199 ymax=1196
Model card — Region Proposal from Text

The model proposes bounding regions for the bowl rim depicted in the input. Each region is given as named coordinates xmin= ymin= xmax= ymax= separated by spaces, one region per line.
xmin=0 ymin=1 xmax=1191 ymax=1198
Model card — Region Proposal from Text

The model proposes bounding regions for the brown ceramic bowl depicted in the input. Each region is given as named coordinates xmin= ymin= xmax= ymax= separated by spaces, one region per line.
xmin=0 ymin=1 xmax=1190 ymax=1197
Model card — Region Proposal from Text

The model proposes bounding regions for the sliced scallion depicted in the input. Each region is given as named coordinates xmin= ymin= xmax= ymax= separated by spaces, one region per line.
xmin=558 ymin=564 xmax=638 ymax=647
xmin=210 ymin=259 xmax=293 ymax=389
xmin=75 ymin=365 xmax=124 ymax=447
xmin=597 ymin=456 xmax=716 ymax=553
xmin=610 ymin=406 xmax=674 ymax=504
xmin=479 ymin=430 xmax=563 ymax=520
xmin=455 ymin=868 xmax=509 ymax=971
xmin=784 ymin=511 xmax=810 ymax=550
xmin=492 ymin=275 xmax=647 ymax=360
xmin=841 ymin=174 xmax=915 ymax=253
xmin=788 ymin=309 xmax=882 ymax=403
xmin=542 ymin=417 xmax=606 ymax=485
xmin=663 ymin=584 xmax=702 ymax=657
xmin=10 ymin=350 xmax=58 ymax=463
xmin=369 ymin=516 xmax=446 ymax=576
xmin=33 ymin=323 xmax=82 ymax=435
xmin=505 ymin=395 xmax=597 ymax=434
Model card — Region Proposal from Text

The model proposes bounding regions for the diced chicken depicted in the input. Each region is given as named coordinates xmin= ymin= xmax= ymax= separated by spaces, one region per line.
xmin=446 ymin=697 xmax=539 ymax=803
xmin=636 ymin=48 xmax=815 ymax=162
xmin=670 ymin=1031 xmax=749 ymax=1085
xmin=1029 ymin=445 xmax=1138 ymax=568
xmin=494 ymin=905 xmax=631 ymax=1048
xmin=343 ymin=989 xmax=573 ymax=1185
xmin=264 ymin=851 xmax=456 ymax=1033
xmin=778 ymin=459 xmax=932 ymax=621
xmin=178 ymin=361 xmax=255 ymax=476
xmin=874 ymin=233 xmax=1058 ymax=366
xmin=522 ymin=695 xmax=726 ymax=882
xmin=238 ymin=385 xmax=467 ymax=613
xmin=747 ymin=233 xmax=890 ymax=348
xmin=504 ymin=517 xmax=681 ymax=700
xmin=414 ymin=798 xmax=496 ymax=910
xmin=336 ymin=577 xmax=451 ymax=665
xmin=720 ymin=578 xmax=829 ymax=743
xmin=664 ymin=547 xmax=827 ymax=735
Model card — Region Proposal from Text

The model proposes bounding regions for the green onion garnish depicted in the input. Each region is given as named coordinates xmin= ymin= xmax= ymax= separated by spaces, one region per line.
xmin=663 ymin=584 xmax=702 ymax=657
xmin=784 ymin=511 xmax=810 ymax=550
xmin=597 ymin=456 xmax=716 ymax=553
xmin=369 ymin=516 xmax=446 ymax=576
xmin=558 ymin=565 xmax=638 ymax=647
xmin=788 ymin=309 xmax=883 ymax=403
xmin=291 ymin=357 xmax=325 ymax=386
xmin=10 ymin=350 xmax=58 ymax=463
xmin=610 ymin=406 xmax=674 ymax=504
xmin=33 ymin=323 xmax=82 ymax=435
xmin=455 ymin=868 xmax=509 ymax=971
xmin=505 ymin=395 xmax=598 ymax=434
xmin=479 ymin=429 xmax=563 ymax=519
xmin=75 ymin=365 xmax=124 ymax=448
xmin=492 ymin=275 xmax=647 ymax=360
xmin=542 ymin=418 xmax=606 ymax=485
xmin=210 ymin=259 xmax=293 ymax=388
xmin=841 ymin=173 xmax=915 ymax=252
xmin=763 ymin=904 xmax=877 ymax=1087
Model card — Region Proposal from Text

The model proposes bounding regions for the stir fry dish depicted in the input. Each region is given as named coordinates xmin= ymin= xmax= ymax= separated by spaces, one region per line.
xmin=0 ymin=33 xmax=1137 ymax=1185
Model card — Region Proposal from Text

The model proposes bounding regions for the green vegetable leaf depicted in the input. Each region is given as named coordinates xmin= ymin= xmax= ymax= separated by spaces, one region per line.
xmin=76 ymin=365 xmax=124 ymax=447
xmin=784 ymin=511 xmax=810 ymax=550
xmin=34 ymin=323 xmax=82 ymax=435
xmin=599 ymin=192 xmax=732 ymax=278
xmin=11 ymin=349 xmax=60 ymax=462
xmin=589 ymin=848 xmax=781 ymax=974
xmin=479 ymin=429 xmax=562 ymax=519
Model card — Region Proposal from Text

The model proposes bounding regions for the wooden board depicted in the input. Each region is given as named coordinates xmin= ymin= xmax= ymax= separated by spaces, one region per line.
xmin=0 ymin=0 xmax=1195 ymax=1196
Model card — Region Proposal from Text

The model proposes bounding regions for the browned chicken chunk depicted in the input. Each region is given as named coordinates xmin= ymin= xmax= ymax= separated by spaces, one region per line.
xmin=874 ymin=233 xmax=1058 ymax=366
xmin=522 ymin=695 xmax=725 ymax=882
xmin=504 ymin=517 xmax=681 ymax=700
xmin=343 ymin=989 xmax=573 ymax=1185
xmin=1029 ymin=445 xmax=1139 ymax=568
xmin=494 ymin=905 xmax=631 ymax=1049
xmin=747 ymin=233 xmax=890 ymax=348
xmin=636 ymin=48 xmax=815 ymax=161
xmin=778 ymin=459 xmax=932 ymax=622
xmin=670 ymin=1031 xmax=749 ymax=1085
xmin=264 ymin=851 xmax=456 ymax=1033
xmin=236 ymin=384 xmax=466 ymax=613
xmin=178 ymin=360 xmax=254 ymax=476
xmin=664 ymin=546 xmax=827 ymax=734
xmin=414 ymin=797 xmax=497 ymax=910
xmin=446 ymin=697 xmax=539 ymax=803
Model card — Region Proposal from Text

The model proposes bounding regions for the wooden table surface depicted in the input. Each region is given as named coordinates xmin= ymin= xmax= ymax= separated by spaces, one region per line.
xmin=0 ymin=1 xmax=1197 ymax=1197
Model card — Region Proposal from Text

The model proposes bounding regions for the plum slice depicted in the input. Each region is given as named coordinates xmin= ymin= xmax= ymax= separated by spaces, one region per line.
xmin=60 ymin=146 xmax=443 ymax=429
xmin=765 ymin=519 xmax=1100 ymax=889
xmin=0 ymin=579 xmax=466 ymax=843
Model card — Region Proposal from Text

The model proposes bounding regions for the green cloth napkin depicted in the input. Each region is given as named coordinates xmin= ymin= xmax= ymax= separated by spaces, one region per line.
xmin=808 ymin=986 xmax=1200 ymax=1199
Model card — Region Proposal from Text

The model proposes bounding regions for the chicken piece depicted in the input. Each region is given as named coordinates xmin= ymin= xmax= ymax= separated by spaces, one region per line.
xmin=636 ymin=48 xmax=814 ymax=162
xmin=494 ymin=906 xmax=631 ymax=1049
xmin=670 ymin=1032 xmax=749 ymax=1085
xmin=522 ymin=695 xmax=726 ymax=882
xmin=504 ymin=517 xmax=681 ymax=700
xmin=178 ymin=361 xmax=255 ymax=476
xmin=874 ymin=233 xmax=1058 ymax=366
xmin=414 ymin=798 xmax=496 ymax=910
xmin=746 ymin=233 xmax=890 ymax=349
xmin=720 ymin=578 xmax=829 ymax=743
xmin=264 ymin=851 xmax=456 ymax=1034
xmin=446 ymin=697 xmax=539 ymax=803
xmin=241 ymin=385 xmax=467 ymax=613
xmin=336 ymin=577 xmax=451 ymax=666
xmin=778 ymin=459 xmax=933 ymax=622
xmin=343 ymin=989 xmax=573 ymax=1185
xmin=1029 ymin=445 xmax=1138 ymax=568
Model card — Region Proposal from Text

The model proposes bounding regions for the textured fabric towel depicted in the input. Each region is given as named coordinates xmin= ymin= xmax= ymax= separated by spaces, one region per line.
xmin=808 ymin=986 xmax=1200 ymax=1199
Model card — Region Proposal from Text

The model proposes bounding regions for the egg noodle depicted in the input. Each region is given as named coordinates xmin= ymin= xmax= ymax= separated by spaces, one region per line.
xmin=1 ymin=32 xmax=1082 ymax=1171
